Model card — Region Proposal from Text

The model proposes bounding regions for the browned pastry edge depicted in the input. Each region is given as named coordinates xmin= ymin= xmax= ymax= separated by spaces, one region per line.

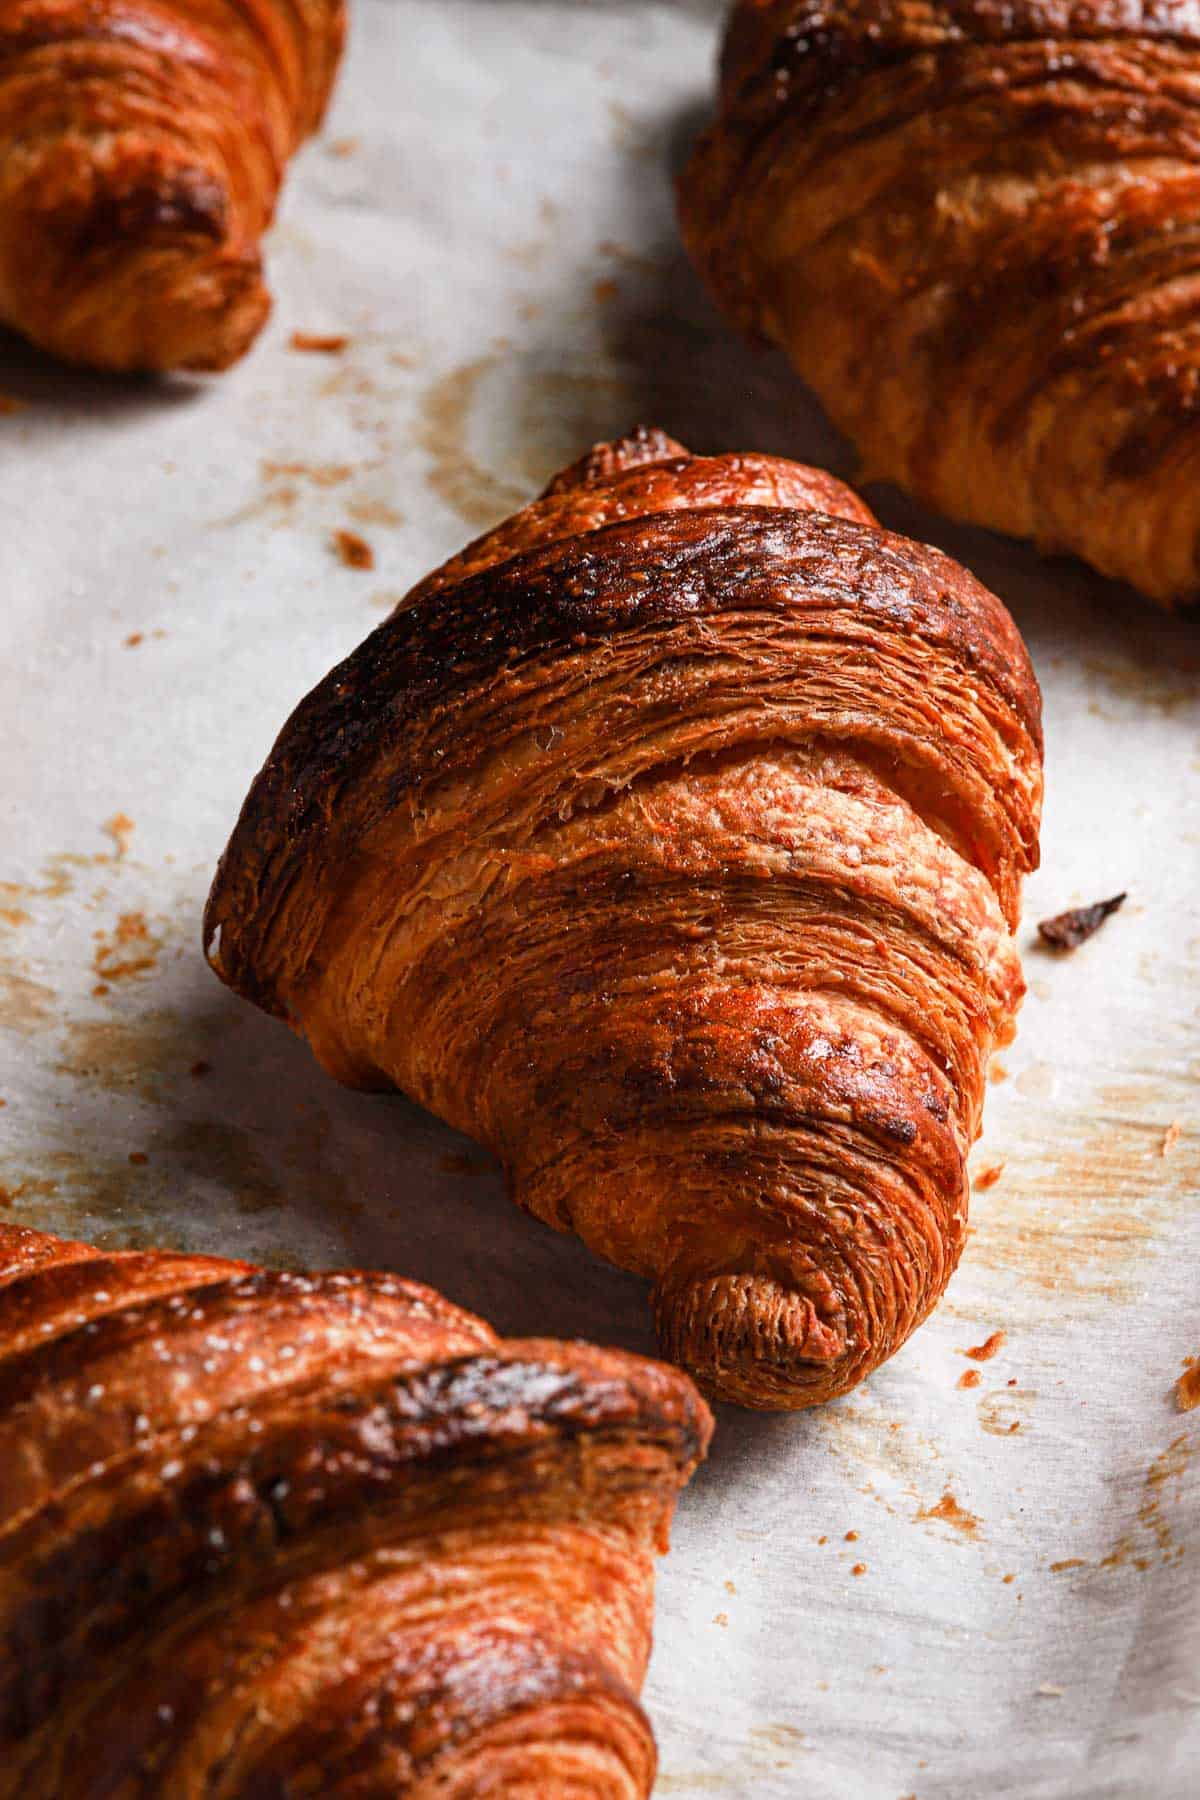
xmin=0 ymin=1218 xmax=710 ymax=1798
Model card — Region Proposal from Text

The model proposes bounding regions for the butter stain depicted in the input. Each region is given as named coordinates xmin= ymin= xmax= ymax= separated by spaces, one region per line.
xmin=916 ymin=1491 xmax=981 ymax=1537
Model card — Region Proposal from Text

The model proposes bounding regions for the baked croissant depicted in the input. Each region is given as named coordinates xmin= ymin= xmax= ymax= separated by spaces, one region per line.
xmin=0 ymin=0 xmax=344 ymax=371
xmin=679 ymin=0 xmax=1200 ymax=607
xmin=0 ymin=1216 xmax=709 ymax=1797
xmin=204 ymin=426 xmax=1043 ymax=1409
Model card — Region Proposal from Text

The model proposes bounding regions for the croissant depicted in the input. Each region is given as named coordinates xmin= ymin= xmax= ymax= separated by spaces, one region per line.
xmin=678 ymin=0 xmax=1200 ymax=607
xmin=0 ymin=0 xmax=344 ymax=371
xmin=204 ymin=425 xmax=1043 ymax=1409
xmin=0 ymin=1216 xmax=709 ymax=1796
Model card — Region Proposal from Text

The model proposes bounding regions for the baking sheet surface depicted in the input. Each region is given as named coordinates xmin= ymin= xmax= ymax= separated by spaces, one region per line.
xmin=2 ymin=4 xmax=1198 ymax=1794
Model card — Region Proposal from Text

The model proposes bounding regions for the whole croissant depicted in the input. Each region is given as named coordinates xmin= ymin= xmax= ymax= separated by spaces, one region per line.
xmin=205 ymin=426 xmax=1043 ymax=1409
xmin=679 ymin=0 xmax=1200 ymax=607
xmin=0 ymin=0 xmax=344 ymax=371
xmin=0 ymin=1217 xmax=709 ymax=1796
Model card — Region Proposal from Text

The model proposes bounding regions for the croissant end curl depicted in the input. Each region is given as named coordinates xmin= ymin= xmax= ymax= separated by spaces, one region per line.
xmin=0 ymin=0 xmax=344 ymax=371
xmin=205 ymin=428 xmax=1043 ymax=1410
xmin=679 ymin=0 xmax=1200 ymax=607
xmin=0 ymin=1219 xmax=709 ymax=1797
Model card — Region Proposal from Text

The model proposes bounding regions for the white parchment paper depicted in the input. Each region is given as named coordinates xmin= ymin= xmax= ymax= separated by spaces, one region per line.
xmin=2 ymin=3 xmax=1198 ymax=1794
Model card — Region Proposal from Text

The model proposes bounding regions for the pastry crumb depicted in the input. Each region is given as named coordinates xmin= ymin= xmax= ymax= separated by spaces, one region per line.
xmin=1160 ymin=1120 xmax=1183 ymax=1157
xmin=332 ymin=528 xmax=375 ymax=571
xmin=958 ymin=1369 xmax=981 ymax=1389
xmin=974 ymin=1160 xmax=1005 ymax=1190
xmin=1037 ymin=893 xmax=1125 ymax=950
xmin=290 ymin=330 xmax=350 ymax=354
xmin=1175 ymin=1365 xmax=1200 ymax=1413
xmin=963 ymin=1330 xmax=1005 ymax=1361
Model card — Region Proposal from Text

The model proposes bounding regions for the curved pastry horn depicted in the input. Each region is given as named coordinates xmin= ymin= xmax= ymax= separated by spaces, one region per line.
xmin=205 ymin=427 xmax=1043 ymax=1408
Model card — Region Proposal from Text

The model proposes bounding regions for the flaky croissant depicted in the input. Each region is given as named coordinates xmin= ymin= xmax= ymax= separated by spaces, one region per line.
xmin=205 ymin=426 xmax=1043 ymax=1409
xmin=679 ymin=0 xmax=1200 ymax=607
xmin=0 ymin=0 xmax=343 ymax=371
xmin=0 ymin=1217 xmax=709 ymax=1797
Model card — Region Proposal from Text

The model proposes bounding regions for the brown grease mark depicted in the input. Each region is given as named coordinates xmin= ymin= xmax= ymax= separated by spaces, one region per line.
xmin=331 ymin=528 xmax=375 ymax=571
xmin=56 ymin=1010 xmax=182 ymax=1096
xmin=347 ymin=496 xmax=404 ymax=529
xmin=325 ymin=136 xmax=358 ymax=158
xmin=593 ymin=278 xmax=620 ymax=305
xmin=417 ymin=359 xmax=528 ymax=531
xmin=1099 ymin=1435 xmax=1191 ymax=1571
xmin=979 ymin=1389 xmax=1033 ymax=1437
xmin=1050 ymin=1559 xmax=1087 ymax=1573
xmin=0 ymin=908 xmax=30 ymax=928
xmin=965 ymin=1331 xmax=1005 ymax=1361
xmin=968 ymin=1084 xmax=1193 ymax=1309
xmin=0 ymin=972 xmax=55 ymax=1036
xmin=974 ymin=1160 xmax=1004 ymax=1190
xmin=1161 ymin=1121 xmax=1183 ymax=1157
xmin=1083 ymin=654 xmax=1196 ymax=719
xmin=1177 ymin=1365 xmax=1200 ymax=1413
xmin=93 ymin=912 xmax=161 ymax=984
xmin=916 ymin=1492 xmax=980 ymax=1537
xmin=263 ymin=460 xmax=353 ymax=489
xmin=289 ymin=331 xmax=349 ymax=354
xmin=103 ymin=813 xmax=135 ymax=859
xmin=749 ymin=1725 xmax=806 ymax=1750
xmin=0 ymin=1177 xmax=58 ymax=1208
xmin=958 ymin=1369 xmax=982 ymax=1390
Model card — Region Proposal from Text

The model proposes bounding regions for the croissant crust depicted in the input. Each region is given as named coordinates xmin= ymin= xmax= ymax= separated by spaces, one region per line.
xmin=0 ymin=1217 xmax=709 ymax=1797
xmin=0 ymin=0 xmax=344 ymax=370
xmin=206 ymin=428 xmax=1042 ymax=1409
xmin=680 ymin=0 xmax=1200 ymax=604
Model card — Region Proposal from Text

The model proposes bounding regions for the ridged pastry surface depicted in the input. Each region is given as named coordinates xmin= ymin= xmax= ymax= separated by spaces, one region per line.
xmin=0 ymin=0 xmax=344 ymax=370
xmin=679 ymin=0 xmax=1200 ymax=606
xmin=206 ymin=427 xmax=1043 ymax=1409
xmin=0 ymin=1217 xmax=709 ymax=1798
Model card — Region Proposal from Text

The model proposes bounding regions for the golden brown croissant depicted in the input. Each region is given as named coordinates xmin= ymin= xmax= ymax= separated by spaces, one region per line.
xmin=0 ymin=0 xmax=343 ymax=371
xmin=204 ymin=426 xmax=1043 ymax=1409
xmin=0 ymin=1216 xmax=709 ymax=1797
xmin=679 ymin=0 xmax=1200 ymax=606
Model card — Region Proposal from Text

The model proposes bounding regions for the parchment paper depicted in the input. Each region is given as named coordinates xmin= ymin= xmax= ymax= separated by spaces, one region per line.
xmin=2 ymin=3 xmax=1198 ymax=1794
